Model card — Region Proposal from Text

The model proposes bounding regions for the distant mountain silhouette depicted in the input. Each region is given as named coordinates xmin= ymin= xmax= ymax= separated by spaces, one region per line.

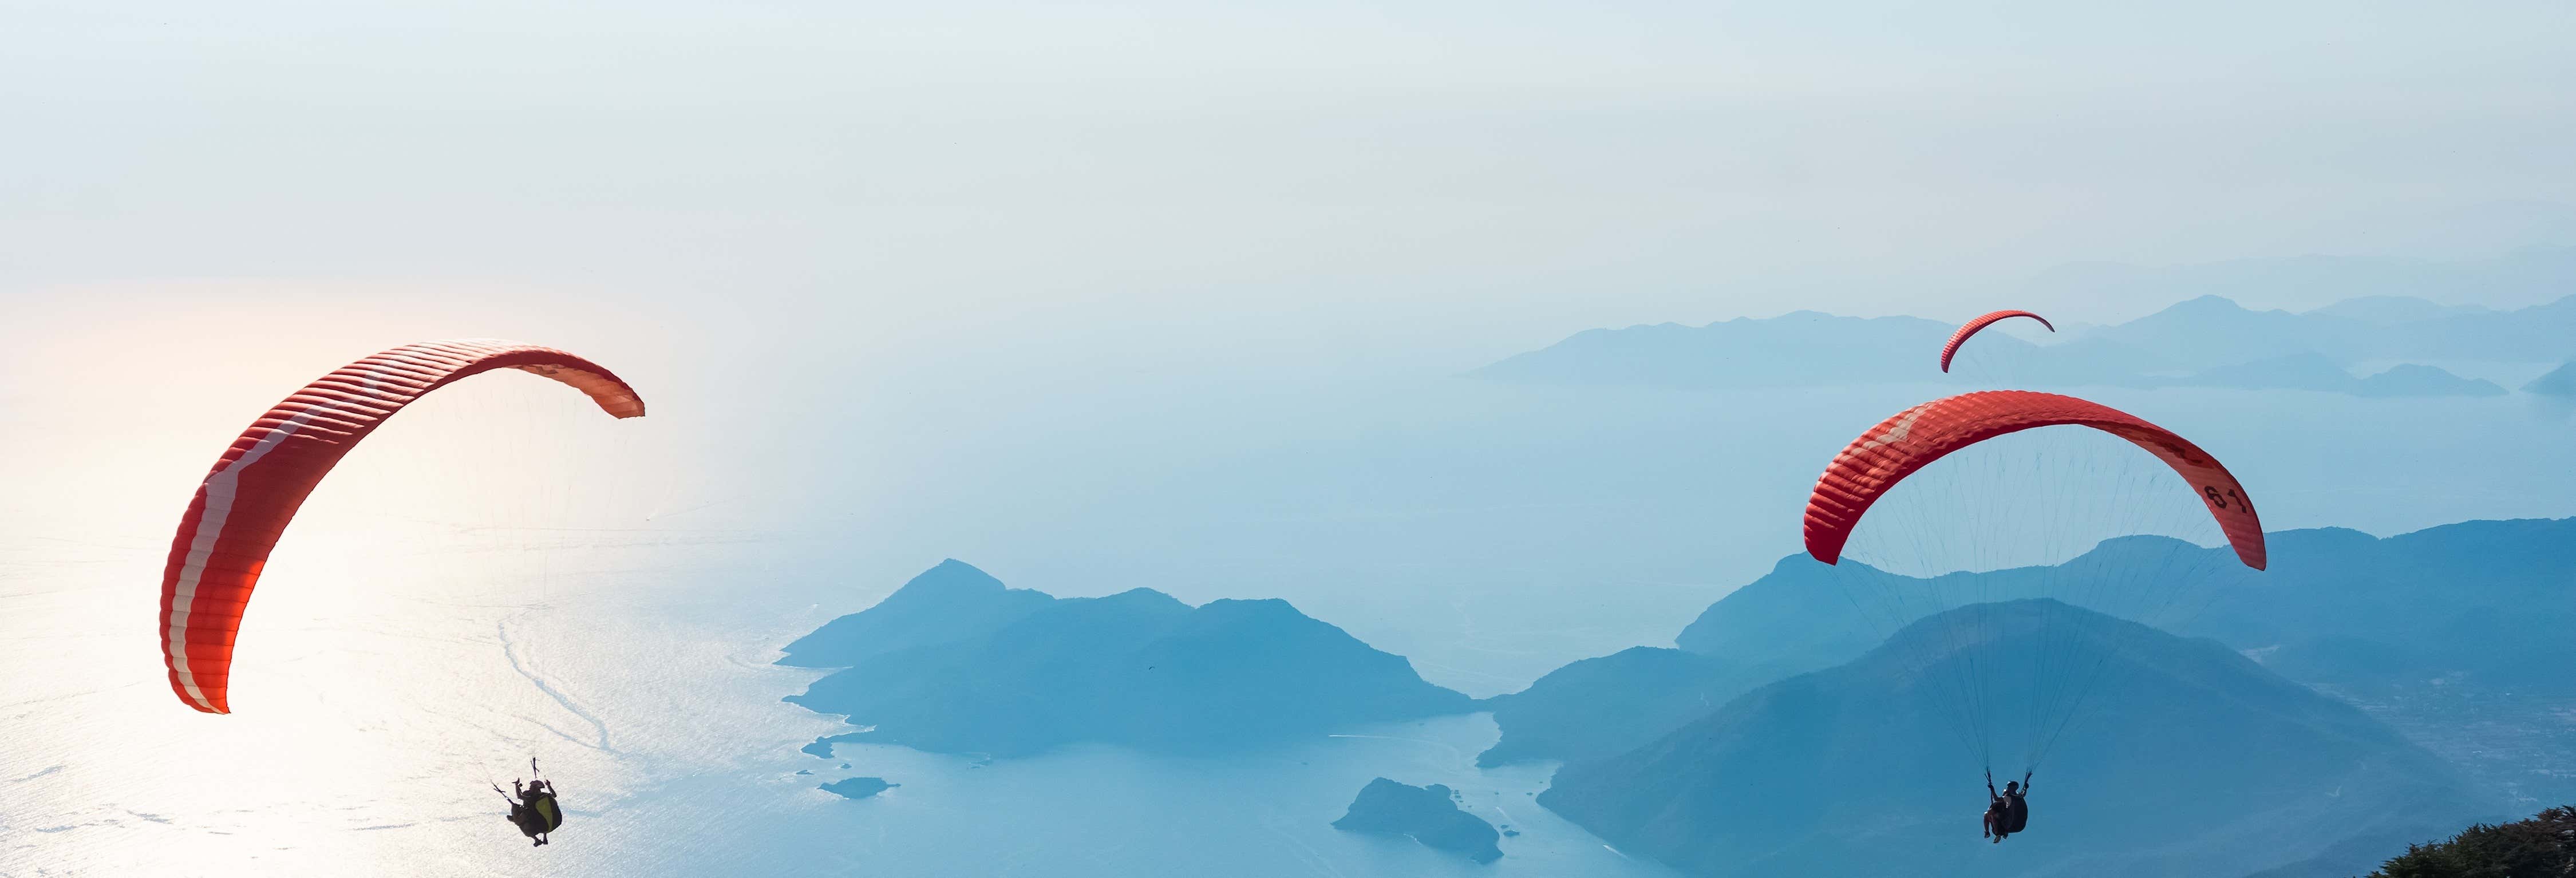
xmin=1664 ymin=519 xmax=2576 ymax=811
xmin=784 ymin=564 xmax=1473 ymax=757
xmin=1332 ymin=778 xmax=1504 ymax=864
xmin=2091 ymin=295 xmax=2381 ymax=369
xmin=2350 ymin=363 xmax=2509 ymax=397
xmin=2526 ymin=361 xmax=2576 ymax=396
xmin=1540 ymin=600 xmax=2484 ymax=878
xmin=1673 ymin=549 xmax=1998 ymax=671
xmin=2015 ymin=247 xmax=2576 ymax=323
xmin=2177 ymin=351 xmax=2360 ymax=391
xmin=776 ymin=559 xmax=1053 ymax=667
xmin=2172 ymin=354 xmax=2504 ymax=397
xmin=2306 ymin=295 xmax=2497 ymax=325
xmin=2095 ymin=292 xmax=2576 ymax=367
xmin=1678 ymin=520 xmax=2576 ymax=700
xmin=1475 ymin=286 xmax=2576 ymax=393
xmin=1475 ymin=647 xmax=1771 ymax=768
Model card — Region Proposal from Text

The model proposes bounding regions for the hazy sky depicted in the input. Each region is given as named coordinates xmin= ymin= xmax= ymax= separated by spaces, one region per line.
xmin=7 ymin=0 xmax=2574 ymax=366
xmin=8 ymin=2 xmax=2574 ymax=545
xmin=6 ymin=11 xmax=2574 ymax=873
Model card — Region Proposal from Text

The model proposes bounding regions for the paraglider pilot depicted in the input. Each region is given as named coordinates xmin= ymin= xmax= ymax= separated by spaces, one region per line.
xmin=1983 ymin=770 xmax=2030 ymax=843
xmin=496 ymin=758 xmax=564 ymax=847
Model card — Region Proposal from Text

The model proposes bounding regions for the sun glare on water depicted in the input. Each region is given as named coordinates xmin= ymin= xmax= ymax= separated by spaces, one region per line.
xmin=0 ymin=311 xmax=791 ymax=876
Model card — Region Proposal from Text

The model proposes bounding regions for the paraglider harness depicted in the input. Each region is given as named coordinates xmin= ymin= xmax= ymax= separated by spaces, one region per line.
xmin=1984 ymin=769 xmax=2030 ymax=840
xmin=495 ymin=758 xmax=564 ymax=846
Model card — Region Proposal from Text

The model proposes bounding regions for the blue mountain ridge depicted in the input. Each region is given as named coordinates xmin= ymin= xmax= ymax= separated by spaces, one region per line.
xmin=1673 ymin=520 xmax=2576 ymax=701
xmin=1491 ymin=518 xmax=2572 ymax=875
xmin=783 ymin=561 xmax=1475 ymax=758
xmin=777 ymin=559 xmax=1054 ymax=668
xmin=1475 ymin=288 xmax=2571 ymax=393
xmin=1476 ymin=647 xmax=1775 ymax=768
xmin=2526 ymin=361 xmax=2576 ymax=397
xmin=1539 ymin=599 xmax=2489 ymax=878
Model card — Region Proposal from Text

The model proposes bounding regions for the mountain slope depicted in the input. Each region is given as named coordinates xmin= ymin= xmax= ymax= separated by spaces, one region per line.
xmin=1475 ymin=647 xmax=1769 ymax=767
xmin=1670 ymin=520 xmax=2576 ymax=808
xmin=2020 ymin=247 xmax=2576 ymax=326
xmin=2308 ymin=296 xmax=2495 ymax=325
xmin=2168 ymin=354 xmax=2504 ymax=396
xmin=776 ymin=559 xmax=1055 ymax=667
xmin=785 ymin=574 xmax=1474 ymax=757
xmin=1542 ymin=600 xmax=2483 ymax=878
xmin=1680 ymin=520 xmax=2576 ymax=698
xmin=2093 ymin=295 xmax=2380 ymax=369
xmin=2526 ymin=361 xmax=2576 ymax=397
xmin=2353 ymin=805 xmax=2576 ymax=878
xmin=2352 ymin=364 xmax=2507 ymax=397
xmin=1475 ymin=283 xmax=2576 ymax=391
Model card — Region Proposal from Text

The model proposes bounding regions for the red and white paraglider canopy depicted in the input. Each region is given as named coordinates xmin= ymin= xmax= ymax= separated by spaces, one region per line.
xmin=158 ymin=340 xmax=644 ymax=714
xmin=1803 ymin=389 xmax=2265 ymax=571
xmin=1939 ymin=310 xmax=2055 ymax=373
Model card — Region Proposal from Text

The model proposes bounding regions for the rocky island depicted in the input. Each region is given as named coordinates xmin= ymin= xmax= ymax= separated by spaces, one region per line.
xmin=1332 ymin=778 xmax=1502 ymax=864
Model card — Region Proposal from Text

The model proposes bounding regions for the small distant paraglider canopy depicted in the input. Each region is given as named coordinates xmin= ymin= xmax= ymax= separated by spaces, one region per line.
xmin=1939 ymin=310 xmax=2055 ymax=373
xmin=1801 ymin=390 xmax=2265 ymax=570
xmin=157 ymin=341 xmax=645 ymax=714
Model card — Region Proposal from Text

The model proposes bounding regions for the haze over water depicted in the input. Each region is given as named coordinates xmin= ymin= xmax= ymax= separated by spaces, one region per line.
xmin=7 ymin=1 xmax=2576 ymax=874
xmin=6 ymin=349 xmax=2571 ymax=875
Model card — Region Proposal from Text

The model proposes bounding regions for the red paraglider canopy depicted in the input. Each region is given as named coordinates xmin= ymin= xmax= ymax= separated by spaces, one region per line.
xmin=1939 ymin=310 xmax=2055 ymax=373
xmin=157 ymin=340 xmax=645 ymax=714
xmin=1802 ymin=390 xmax=2265 ymax=570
